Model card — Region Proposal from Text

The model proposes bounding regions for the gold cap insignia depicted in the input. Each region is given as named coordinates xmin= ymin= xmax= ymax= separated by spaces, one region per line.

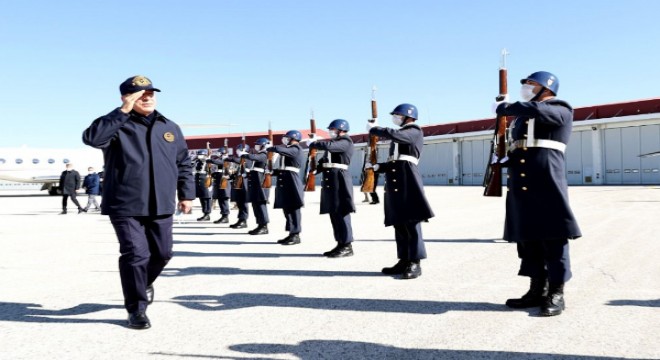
xmin=164 ymin=132 xmax=175 ymax=142
xmin=132 ymin=76 xmax=151 ymax=87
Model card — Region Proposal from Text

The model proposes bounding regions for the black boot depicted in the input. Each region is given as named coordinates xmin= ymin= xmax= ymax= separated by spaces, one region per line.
xmin=248 ymin=224 xmax=268 ymax=235
xmin=59 ymin=210 xmax=67 ymax=215
xmin=506 ymin=278 xmax=548 ymax=309
xmin=326 ymin=244 xmax=354 ymax=258
xmin=401 ymin=261 xmax=421 ymax=279
xmin=541 ymin=283 xmax=565 ymax=316
xmin=229 ymin=220 xmax=247 ymax=229
xmin=281 ymin=233 xmax=301 ymax=245
xmin=213 ymin=215 xmax=229 ymax=224
xmin=197 ymin=213 xmax=210 ymax=221
xmin=78 ymin=207 xmax=87 ymax=214
xmin=382 ymin=260 xmax=408 ymax=275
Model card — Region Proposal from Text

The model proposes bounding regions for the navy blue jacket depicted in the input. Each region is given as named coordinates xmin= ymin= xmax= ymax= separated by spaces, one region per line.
xmin=82 ymin=173 xmax=101 ymax=195
xmin=496 ymin=99 xmax=582 ymax=241
xmin=82 ymin=108 xmax=195 ymax=216
xmin=228 ymin=155 xmax=251 ymax=203
xmin=370 ymin=123 xmax=434 ymax=226
xmin=243 ymin=151 xmax=270 ymax=203
xmin=310 ymin=135 xmax=355 ymax=215
xmin=59 ymin=170 xmax=81 ymax=195
xmin=193 ymin=158 xmax=212 ymax=199
xmin=268 ymin=144 xmax=304 ymax=210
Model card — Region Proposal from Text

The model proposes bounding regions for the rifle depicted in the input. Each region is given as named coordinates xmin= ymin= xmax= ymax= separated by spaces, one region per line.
xmin=233 ymin=134 xmax=247 ymax=189
xmin=483 ymin=49 xmax=509 ymax=197
xmin=220 ymin=138 xmax=230 ymax=190
xmin=204 ymin=141 xmax=212 ymax=188
xmin=304 ymin=113 xmax=317 ymax=192
xmin=262 ymin=124 xmax=274 ymax=188
xmin=360 ymin=87 xmax=379 ymax=193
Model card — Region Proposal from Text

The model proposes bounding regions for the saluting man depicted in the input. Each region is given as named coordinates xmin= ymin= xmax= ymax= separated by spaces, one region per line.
xmin=366 ymin=104 xmax=434 ymax=279
xmin=82 ymin=75 xmax=194 ymax=329
xmin=493 ymin=71 xmax=581 ymax=316
xmin=208 ymin=147 xmax=231 ymax=224
xmin=241 ymin=138 xmax=271 ymax=235
xmin=267 ymin=130 xmax=305 ymax=245
xmin=193 ymin=149 xmax=212 ymax=221
xmin=228 ymin=143 xmax=251 ymax=229
xmin=308 ymin=119 xmax=356 ymax=257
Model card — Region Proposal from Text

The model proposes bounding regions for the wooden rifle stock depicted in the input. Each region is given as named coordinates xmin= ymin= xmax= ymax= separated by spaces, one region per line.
xmin=483 ymin=50 xmax=509 ymax=197
xmin=233 ymin=136 xmax=247 ymax=189
xmin=262 ymin=127 xmax=274 ymax=188
xmin=361 ymin=91 xmax=379 ymax=193
xmin=304 ymin=117 xmax=317 ymax=192
xmin=219 ymin=138 xmax=229 ymax=189
xmin=204 ymin=141 xmax=212 ymax=188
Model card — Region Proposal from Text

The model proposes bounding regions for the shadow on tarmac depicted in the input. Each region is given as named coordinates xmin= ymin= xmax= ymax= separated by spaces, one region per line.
xmin=173 ymin=240 xmax=274 ymax=246
xmin=356 ymin=238 xmax=507 ymax=243
xmin=607 ymin=299 xmax=660 ymax=308
xmin=162 ymin=267 xmax=382 ymax=278
xmin=0 ymin=302 xmax=125 ymax=326
xmin=173 ymin=251 xmax=322 ymax=258
xmin=168 ymin=293 xmax=510 ymax=315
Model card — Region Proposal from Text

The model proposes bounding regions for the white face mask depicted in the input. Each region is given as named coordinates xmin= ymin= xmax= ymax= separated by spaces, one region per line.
xmin=520 ymin=84 xmax=537 ymax=101
xmin=197 ymin=155 xmax=205 ymax=159
xmin=392 ymin=115 xmax=404 ymax=126
xmin=254 ymin=145 xmax=262 ymax=151
xmin=329 ymin=130 xmax=338 ymax=139
xmin=282 ymin=137 xmax=290 ymax=145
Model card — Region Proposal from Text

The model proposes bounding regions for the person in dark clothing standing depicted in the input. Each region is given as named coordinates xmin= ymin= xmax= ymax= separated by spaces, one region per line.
xmin=82 ymin=75 xmax=194 ymax=330
xmin=208 ymin=147 xmax=231 ymax=224
xmin=242 ymin=138 xmax=271 ymax=235
xmin=59 ymin=163 xmax=84 ymax=214
xmin=493 ymin=71 xmax=581 ymax=316
xmin=82 ymin=166 xmax=101 ymax=212
xmin=366 ymin=103 xmax=435 ymax=279
xmin=308 ymin=119 xmax=356 ymax=257
xmin=228 ymin=143 xmax=251 ymax=229
xmin=267 ymin=130 xmax=305 ymax=245
xmin=193 ymin=149 xmax=212 ymax=221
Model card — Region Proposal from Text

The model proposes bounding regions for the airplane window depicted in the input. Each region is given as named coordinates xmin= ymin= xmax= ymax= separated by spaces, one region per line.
xmin=63 ymin=159 xmax=70 ymax=164
xmin=48 ymin=159 xmax=55 ymax=164
xmin=16 ymin=158 xmax=23 ymax=164
xmin=0 ymin=158 xmax=5 ymax=164
xmin=33 ymin=158 xmax=40 ymax=164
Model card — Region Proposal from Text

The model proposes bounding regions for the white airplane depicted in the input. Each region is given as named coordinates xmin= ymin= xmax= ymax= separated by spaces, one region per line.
xmin=0 ymin=147 xmax=104 ymax=194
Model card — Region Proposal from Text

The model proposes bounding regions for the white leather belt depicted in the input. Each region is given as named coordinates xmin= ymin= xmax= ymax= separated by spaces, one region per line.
xmin=396 ymin=154 xmax=419 ymax=165
xmin=251 ymin=167 xmax=265 ymax=173
xmin=322 ymin=163 xmax=348 ymax=170
xmin=283 ymin=166 xmax=300 ymax=173
xmin=509 ymin=139 xmax=566 ymax=153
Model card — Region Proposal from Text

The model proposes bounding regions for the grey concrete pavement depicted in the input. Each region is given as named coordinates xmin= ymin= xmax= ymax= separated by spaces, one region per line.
xmin=0 ymin=186 xmax=658 ymax=359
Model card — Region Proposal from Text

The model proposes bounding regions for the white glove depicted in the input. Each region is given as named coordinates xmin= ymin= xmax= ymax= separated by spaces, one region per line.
xmin=364 ymin=162 xmax=373 ymax=169
xmin=304 ymin=138 xmax=315 ymax=146
xmin=366 ymin=120 xmax=378 ymax=132
xmin=491 ymin=94 xmax=510 ymax=114
xmin=236 ymin=150 xmax=247 ymax=157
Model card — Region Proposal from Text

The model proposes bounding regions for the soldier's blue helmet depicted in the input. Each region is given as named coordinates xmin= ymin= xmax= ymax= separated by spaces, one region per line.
xmin=328 ymin=119 xmax=350 ymax=132
xmin=285 ymin=130 xmax=302 ymax=142
xmin=196 ymin=149 xmax=208 ymax=155
xmin=390 ymin=103 xmax=418 ymax=120
xmin=255 ymin=138 xmax=270 ymax=146
xmin=217 ymin=147 xmax=227 ymax=154
xmin=236 ymin=143 xmax=250 ymax=152
xmin=520 ymin=71 xmax=559 ymax=95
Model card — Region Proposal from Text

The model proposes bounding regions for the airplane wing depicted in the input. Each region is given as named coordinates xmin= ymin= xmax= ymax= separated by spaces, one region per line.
xmin=639 ymin=150 xmax=660 ymax=158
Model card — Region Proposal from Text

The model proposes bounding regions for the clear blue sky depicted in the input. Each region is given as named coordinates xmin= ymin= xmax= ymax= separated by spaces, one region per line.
xmin=1 ymin=0 xmax=659 ymax=148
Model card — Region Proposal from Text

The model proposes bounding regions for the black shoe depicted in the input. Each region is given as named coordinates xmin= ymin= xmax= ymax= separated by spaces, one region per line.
xmin=213 ymin=215 xmax=229 ymax=224
xmin=79 ymin=208 xmax=88 ymax=214
xmin=277 ymin=235 xmax=291 ymax=244
xmin=506 ymin=278 xmax=548 ymax=309
xmin=146 ymin=284 xmax=154 ymax=305
xmin=382 ymin=260 xmax=407 ymax=275
xmin=369 ymin=201 xmax=380 ymax=205
xmin=540 ymin=283 xmax=565 ymax=316
xmin=230 ymin=220 xmax=247 ymax=229
xmin=401 ymin=262 xmax=421 ymax=279
xmin=127 ymin=312 xmax=151 ymax=330
xmin=248 ymin=225 xmax=268 ymax=235
xmin=322 ymin=244 xmax=341 ymax=256
xmin=281 ymin=234 xmax=301 ymax=245
xmin=59 ymin=210 xmax=67 ymax=215
xmin=326 ymin=244 xmax=354 ymax=258
xmin=197 ymin=214 xmax=210 ymax=221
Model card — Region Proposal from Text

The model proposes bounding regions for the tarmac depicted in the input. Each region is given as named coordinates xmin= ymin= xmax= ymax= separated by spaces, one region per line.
xmin=0 ymin=186 xmax=658 ymax=360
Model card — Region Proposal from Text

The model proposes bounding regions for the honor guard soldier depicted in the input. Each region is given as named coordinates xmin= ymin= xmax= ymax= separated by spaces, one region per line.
xmin=366 ymin=104 xmax=435 ymax=279
xmin=193 ymin=149 xmax=213 ymax=221
xmin=82 ymin=75 xmax=194 ymax=329
xmin=307 ymin=119 xmax=356 ymax=257
xmin=267 ymin=130 xmax=305 ymax=245
xmin=209 ymin=147 xmax=231 ymax=223
xmin=228 ymin=143 xmax=251 ymax=229
xmin=493 ymin=71 xmax=581 ymax=316
xmin=241 ymin=138 xmax=271 ymax=235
